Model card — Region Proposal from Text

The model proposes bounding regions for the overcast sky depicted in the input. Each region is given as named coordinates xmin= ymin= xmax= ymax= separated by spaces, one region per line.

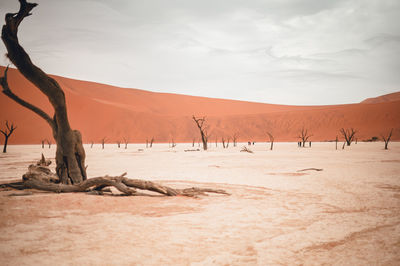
xmin=1 ymin=0 xmax=399 ymax=105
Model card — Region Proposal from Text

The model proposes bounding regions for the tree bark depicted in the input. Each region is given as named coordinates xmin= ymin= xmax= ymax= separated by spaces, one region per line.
xmin=1 ymin=1 xmax=86 ymax=184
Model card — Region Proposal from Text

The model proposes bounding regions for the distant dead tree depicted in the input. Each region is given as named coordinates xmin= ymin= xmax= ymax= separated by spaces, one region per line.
xmin=215 ymin=136 xmax=218 ymax=147
xmin=381 ymin=129 xmax=393 ymax=150
xmin=150 ymin=137 xmax=154 ymax=148
xmin=123 ymin=137 xmax=129 ymax=149
xmin=340 ymin=128 xmax=357 ymax=146
xmin=116 ymin=140 xmax=121 ymax=148
xmin=90 ymin=141 xmax=94 ymax=148
xmin=41 ymin=139 xmax=45 ymax=149
xmin=267 ymin=132 xmax=274 ymax=151
xmin=169 ymin=136 xmax=176 ymax=148
xmin=46 ymin=139 xmax=51 ymax=148
xmin=222 ymin=137 xmax=230 ymax=148
xmin=298 ymin=127 xmax=312 ymax=147
xmin=192 ymin=138 xmax=195 ymax=147
xmin=192 ymin=115 xmax=209 ymax=150
xmin=1 ymin=120 xmax=16 ymax=153
xmin=101 ymin=137 xmax=107 ymax=149
xmin=232 ymin=133 xmax=239 ymax=147
xmin=335 ymin=135 xmax=338 ymax=150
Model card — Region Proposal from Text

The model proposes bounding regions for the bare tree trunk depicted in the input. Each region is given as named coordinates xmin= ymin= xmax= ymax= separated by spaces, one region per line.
xmin=192 ymin=116 xmax=209 ymax=151
xmin=101 ymin=138 xmax=107 ymax=150
xmin=267 ymin=132 xmax=274 ymax=151
xmin=1 ymin=1 xmax=86 ymax=184
xmin=335 ymin=136 xmax=338 ymax=150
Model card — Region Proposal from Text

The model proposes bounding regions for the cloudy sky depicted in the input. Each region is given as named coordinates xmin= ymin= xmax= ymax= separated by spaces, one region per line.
xmin=1 ymin=0 xmax=399 ymax=105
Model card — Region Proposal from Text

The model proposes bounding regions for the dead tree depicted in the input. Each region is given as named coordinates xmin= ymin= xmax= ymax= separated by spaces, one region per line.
xmin=0 ymin=2 xmax=86 ymax=184
xmin=116 ymin=140 xmax=121 ymax=148
xmin=90 ymin=141 xmax=94 ymax=148
xmin=41 ymin=139 xmax=45 ymax=149
xmin=381 ymin=129 xmax=393 ymax=150
xmin=123 ymin=137 xmax=129 ymax=149
xmin=0 ymin=120 xmax=16 ymax=153
xmin=192 ymin=115 xmax=209 ymax=150
xmin=46 ymin=139 xmax=51 ymax=148
xmin=335 ymin=135 xmax=338 ymax=150
xmin=232 ymin=133 xmax=238 ymax=147
xmin=170 ymin=137 xmax=176 ymax=148
xmin=222 ymin=137 xmax=227 ymax=148
xmin=0 ymin=1 xmax=230 ymax=197
xmin=101 ymin=137 xmax=107 ymax=149
xmin=340 ymin=128 xmax=357 ymax=146
xmin=215 ymin=136 xmax=218 ymax=147
xmin=298 ymin=127 xmax=312 ymax=147
xmin=192 ymin=138 xmax=195 ymax=147
xmin=149 ymin=137 xmax=154 ymax=148
xmin=267 ymin=132 xmax=274 ymax=151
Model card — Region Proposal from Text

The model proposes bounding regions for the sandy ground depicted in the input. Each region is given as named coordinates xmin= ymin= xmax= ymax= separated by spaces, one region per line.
xmin=0 ymin=142 xmax=399 ymax=265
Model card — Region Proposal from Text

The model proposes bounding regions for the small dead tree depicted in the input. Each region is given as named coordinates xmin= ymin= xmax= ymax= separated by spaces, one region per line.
xmin=149 ymin=137 xmax=154 ymax=148
xmin=232 ymin=133 xmax=238 ymax=147
xmin=46 ymin=139 xmax=51 ymax=148
xmin=267 ymin=132 xmax=274 ymax=151
xmin=192 ymin=115 xmax=209 ymax=151
xmin=335 ymin=135 xmax=338 ymax=150
xmin=192 ymin=138 xmax=195 ymax=147
xmin=340 ymin=128 xmax=357 ymax=146
xmin=170 ymin=137 xmax=176 ymax=148
xmin=381 ymin=129 xmax=393 ymax=150
xmin=41 ymin=139 xmax=45 ymax=149
xmin=90 ymin=141 xmax=94 ymax=148
xmin=116 ymin=140 xmax=121 ymax=148
xmin=101 ymin=137 xmax=107 ymax=149
xmin=298 ymin=127 xmax=312 ymax=147
xmin=1 ymin=120 xmax=16 ymax=153
xmin=123 ymin=137 xmax=129 ymax=149
xmin=222 ymin=137 xmax=227 ymax=148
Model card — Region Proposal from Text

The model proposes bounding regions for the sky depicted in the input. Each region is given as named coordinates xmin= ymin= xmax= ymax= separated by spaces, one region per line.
xmin=0 ymin=0 xmax=399 ymax=105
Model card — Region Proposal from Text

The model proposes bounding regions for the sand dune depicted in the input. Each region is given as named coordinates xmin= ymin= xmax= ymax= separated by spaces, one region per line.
xmin=1 ymin=66 xmax=399 ymax=144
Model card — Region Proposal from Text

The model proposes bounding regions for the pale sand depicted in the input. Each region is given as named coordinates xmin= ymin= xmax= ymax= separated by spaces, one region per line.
xmin=0 ymin=142 xmax=399 ymax=265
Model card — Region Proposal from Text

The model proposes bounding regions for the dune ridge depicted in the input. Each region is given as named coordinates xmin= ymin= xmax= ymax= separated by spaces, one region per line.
xmin=0 ymin=66 xmax=399 ymax=144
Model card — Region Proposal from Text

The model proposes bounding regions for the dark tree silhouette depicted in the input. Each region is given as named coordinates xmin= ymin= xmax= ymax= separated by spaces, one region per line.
xmin=0 ymin=2 xmax=86 ymax=184
xmin=46 ymin=139 xmax=51 ymax=148
xmin=340 ymin=128 xmax=357 ymax=146
xmin=267 ymin=132 xmax=274 ymax=151
xmin=100 ymin=137 xmax=107 ymax=149
xmin=298 ymin=127 xmax=312 ymax=147
xmin=0 ymin=1 xmax=229 ymax=198
xmin=192 ymin=115 xmax=209 ymax=150
xmin=221 ymin=136 xmax=230 ymax=148
xmin=381 ymin=129 xmax=393 ymax=150
xmin=335 ymin=135 xmax=338 ymax=150
xmin=0 ymin=120 xmax=16 ymax=153
xmin=123 ymin=137 xmax=129 ymax=149
xmin=90 ymin=141 xmax=94 ymax=149
xmin=116 ymin=140 xmax=121 ymax=148
xmin=232 ymin=133 xmax=238 ymax=147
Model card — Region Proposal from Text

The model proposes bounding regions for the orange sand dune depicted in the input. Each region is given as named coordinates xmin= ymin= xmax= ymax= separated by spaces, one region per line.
xmin=361 ymin=91 xmax=400 ymax=104
xmin=0 ymin=66 xmax=399 ymax=144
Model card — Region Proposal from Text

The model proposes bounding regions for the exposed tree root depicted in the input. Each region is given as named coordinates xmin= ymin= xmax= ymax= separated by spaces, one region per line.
xmin=2 ymin=156 xmax=230 ymax=198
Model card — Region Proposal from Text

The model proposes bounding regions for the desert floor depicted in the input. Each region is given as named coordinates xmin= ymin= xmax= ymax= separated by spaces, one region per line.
xmin=0 ymin=142 xmax=399 ymax=265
